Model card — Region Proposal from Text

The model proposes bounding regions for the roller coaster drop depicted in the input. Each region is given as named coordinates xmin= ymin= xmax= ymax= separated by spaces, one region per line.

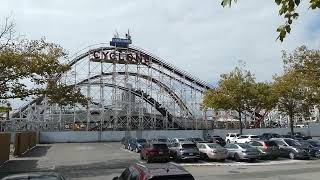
xmin=2 ymin=34 xmax=213 ymax=132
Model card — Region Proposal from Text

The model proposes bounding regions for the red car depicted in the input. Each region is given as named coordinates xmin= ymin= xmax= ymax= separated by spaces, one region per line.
xmin=112 ymin=163 xmax=195 ymax=180
xmin=140 ymin=142 xmax=170 ymax=163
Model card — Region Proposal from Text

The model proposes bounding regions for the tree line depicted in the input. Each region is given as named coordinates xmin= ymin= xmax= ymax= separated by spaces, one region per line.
xmin=202 ymin=46 xmax=320 ymax=134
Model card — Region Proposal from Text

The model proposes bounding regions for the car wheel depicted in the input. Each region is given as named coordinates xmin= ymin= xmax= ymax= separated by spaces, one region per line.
xmin=289 ymin=152 xmax=295 ymax=160
xmin=140 ymin=153 xmax=144 ymax=160
xmin=234 ymin=153 xmax=240 ymax=162
xmin=235 ymin=141 xmax=237 ymax=144
xmin=227 ymin=140 xmax=230 ymax=143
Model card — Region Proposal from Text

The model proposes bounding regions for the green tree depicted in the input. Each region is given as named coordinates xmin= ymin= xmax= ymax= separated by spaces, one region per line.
xmin=283 ymin=45 xmax=320 ymax=94
xmin=221 ymin=0 xmax=320 ymax=41
xmin=203 ymin=67 xmax=256 ymax=134
xmin=273 ymin=69 xmax=314 ymax=134
xmin=0 ymin=17 xmax=88 ymax=106
xmin=250 ymin=82 xmax=278 ymax=127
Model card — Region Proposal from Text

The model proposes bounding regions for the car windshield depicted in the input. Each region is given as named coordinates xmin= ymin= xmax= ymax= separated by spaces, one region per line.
xmin=150 ymin=175 xmax=195 ymax=180
xmin=153 ymin=144 xmax=168 ymax=149
xmin=272 ymin=134 xmax=281 ymax=138
xmin=240 ymin=135 xmax=248 ymax=138
xmin=178 ymin=138 xmax=186 ymax=142
xmin=238 ymin=144 xmax=254 ymax=149
xmin=137 ymin=139 xmax=147 ymax=143
xmin=250 ymin=136 xmax=259 ymax=138
xmin=182 ymin=144 xmax=197 ymax=148
xmin=157 ymin=139 xmax=168 ymax=142
xmin=208 ymin=144 xmax=222 ymax=149
xmin=284 ymin=139 xmax=300 ymax=146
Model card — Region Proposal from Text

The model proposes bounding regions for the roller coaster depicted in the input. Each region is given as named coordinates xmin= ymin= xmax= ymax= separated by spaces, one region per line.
xmin=1 ymin=34 xmax=214 ymax=132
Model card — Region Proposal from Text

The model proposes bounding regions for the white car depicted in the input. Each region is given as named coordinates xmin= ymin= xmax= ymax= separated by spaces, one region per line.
xmin=170 ymin=138 xmax=187 ymax=143
xmin=225 ymin=133 xmax=240 ymax=143
xmin=235 ymin=135 xmax=260 ymax=143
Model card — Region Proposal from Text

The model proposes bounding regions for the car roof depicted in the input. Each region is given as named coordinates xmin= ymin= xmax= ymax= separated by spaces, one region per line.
xmin=270 ymin=138 xmax=294 ymax=140
xmin=136 ymin=163 xmax=190 ymax=177
xmin=179 ymin=141 xmax=196 ymax=144
xmin=150 ymin=142 xmax=168 ymax=145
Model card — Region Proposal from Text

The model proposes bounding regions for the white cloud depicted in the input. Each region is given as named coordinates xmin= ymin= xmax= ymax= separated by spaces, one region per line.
xmin=0 ymin=0 xmax=319 ymax=85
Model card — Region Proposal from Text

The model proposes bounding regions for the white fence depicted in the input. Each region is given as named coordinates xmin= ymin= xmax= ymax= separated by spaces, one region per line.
xmin=38 ymin=123 xmax=320 ymax=143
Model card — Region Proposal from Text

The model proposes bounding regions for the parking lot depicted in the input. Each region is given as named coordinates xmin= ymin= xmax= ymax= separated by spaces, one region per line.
xmin=1 ymin=142 xmax=320 ymax=180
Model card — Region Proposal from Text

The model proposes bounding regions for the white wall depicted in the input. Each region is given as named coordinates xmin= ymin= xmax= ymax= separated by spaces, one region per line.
xmin=39 ymin=130 xmax=204 ymax=143
xmin=39 ymin=124 xmax=320 ymax=143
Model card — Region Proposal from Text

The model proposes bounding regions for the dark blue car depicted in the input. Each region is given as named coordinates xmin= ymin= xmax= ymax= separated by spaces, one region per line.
xmin=299 ymin=140 xmax=320 ymax=158
xmin=128 ymin=138 xmax=147 ymax=153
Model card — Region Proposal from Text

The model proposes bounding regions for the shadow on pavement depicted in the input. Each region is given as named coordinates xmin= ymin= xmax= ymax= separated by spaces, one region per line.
xmin=55 ymin=158 xmax=138 ymax=179
xmin=0 ymin=160 xmax=39 ymax=178
xmin=20 ymin=145 xmax=51 ymax=158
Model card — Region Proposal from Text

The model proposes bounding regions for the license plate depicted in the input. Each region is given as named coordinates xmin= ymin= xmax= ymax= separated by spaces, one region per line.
xmin=159 ymin=152 xmax=163 ymax=155
xmin=189 ymin=153 xmax=193 ymax=156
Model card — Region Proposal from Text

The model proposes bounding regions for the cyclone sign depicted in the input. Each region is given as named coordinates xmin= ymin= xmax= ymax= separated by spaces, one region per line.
xmin=89 ymin=49 xmax=151 ymax=64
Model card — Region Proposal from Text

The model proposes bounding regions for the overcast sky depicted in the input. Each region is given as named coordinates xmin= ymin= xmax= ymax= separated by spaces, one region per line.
xmin=1 ymin=0 xmax=319 ymax=85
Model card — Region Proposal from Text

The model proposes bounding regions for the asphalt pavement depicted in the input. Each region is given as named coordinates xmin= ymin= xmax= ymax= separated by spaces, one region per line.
xmin=1 ymin=142 xmax=320 ymax=180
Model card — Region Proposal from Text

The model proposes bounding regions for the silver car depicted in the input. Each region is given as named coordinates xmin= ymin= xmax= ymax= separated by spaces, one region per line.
xmin=225 ymin=143 xmax=261 ymax=161
xmin=197 ymin=143 xmax=228 ymax=161
xmin=169 ymin=141 xmax=200 ymax=162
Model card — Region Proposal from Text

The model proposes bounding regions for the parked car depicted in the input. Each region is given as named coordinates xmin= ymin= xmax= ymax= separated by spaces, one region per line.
xmin=122 ymin=137 xmax=132 ymax=149
xmin=249 ymin=140 xmax=281 ymax=159
xmin=288 ymin=132 xmax=312 ymax=140
xmin=298 ymin=140 xmax=320 ymax=158
xmin=186 ymin=137 xmax=205 ymax=144
xmin=205 ymin=135 xmax=226 ymax=146
xmin=270 ymin=138 xmax=310 ymax=159
xmin=225 ymin=133 xmax=240 ymax=143
xmin=225 ymin=143 xmax=261 ymax=161
xmin=128 ymin=138 xmax=147 ymax=152
xmin=169 ymin=141 xmax=200 ymax=162
xmin=140 ymin=142 xmax=170 ymax=163
xmin=197 ymin=143 xmax=228 ymax=161
xmin=307 ymin=139 xmax=320 ymax=158
xmin=112 ymin=163 xmax=195 ymax=180
xmin=170 ymin=138 xmax=187 ymax=143
xmin=235 ymin=135 xmax=260 ymax=144
xmin=2 ymin=172 xmax=65 ymax=180
xmin=260 ymin=133 xmax=281 ymax=140
xmin=152 ymin=137 xmax=170 ymax=144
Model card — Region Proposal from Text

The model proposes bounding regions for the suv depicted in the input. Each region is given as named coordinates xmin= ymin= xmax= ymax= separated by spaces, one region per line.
xmin=112 ymin=163 xmax=195 ymax=180
xmin=260 ymin=133 xmax=281 ymax=140
xmin=152 ymin=137 xmax=170 ymax=144
xmin=186 ymin=137 xmax=205 ymax=144
xmin=270 ymin=138 xmax=310 ymax=159
xmin=225 ymin=133 xmax=240 ymax=143
xmin=128 ymin=138 xmax=147 ymax=152
xmin=249 ymin=140 xmax=281 ymax=159
xmin=140 ymin=142 xmax=170 ymax=163
xmin=288 ymin=132 xmax=312 ymax=140
xmin=169 ymin=141 xmax=200 ymax=162
xmin=205 ymin=135 xmax=226 ymax=146
xmin=235 ymin=135 xmax=260 ymax=143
